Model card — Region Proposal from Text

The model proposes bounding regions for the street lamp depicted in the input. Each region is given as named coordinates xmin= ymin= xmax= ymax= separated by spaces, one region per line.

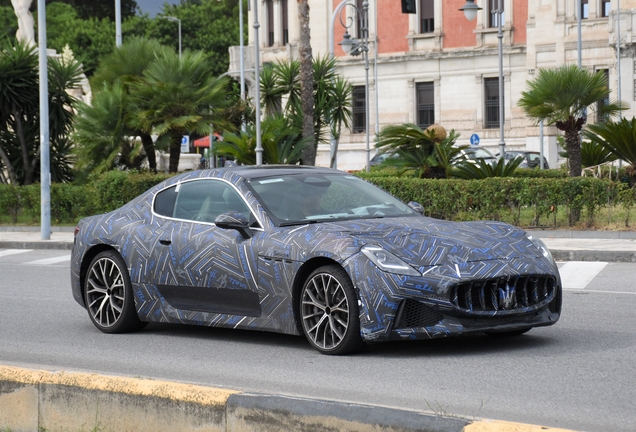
xmin=252 ymin=0 xmax=263 ymax=165
xmin=337 ymin=0 xmax=371 ymax=172
xmin=164 ymin=16 xmax=182 ymax=58
xmin=460 ymin=0 xmax=506 ymax=159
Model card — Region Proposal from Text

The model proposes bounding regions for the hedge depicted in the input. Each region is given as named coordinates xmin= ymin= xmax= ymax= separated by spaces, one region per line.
xmin=1 ymin=171 xmax=634 ymax=227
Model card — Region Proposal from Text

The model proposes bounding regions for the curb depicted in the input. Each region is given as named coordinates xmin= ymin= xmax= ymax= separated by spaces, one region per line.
xmin=550 ymin=249 xmax=636 ymax=262
xmin=0 ymin=365 xmax=577 ymax=432
xmin=0 ymin=241 xmax=73 ymax=250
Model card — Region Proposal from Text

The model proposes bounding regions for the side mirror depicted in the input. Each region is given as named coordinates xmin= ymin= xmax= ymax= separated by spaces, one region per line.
xmin=214 ymin=212 xmax=253 ymax=239
xmin=407 ymin=201 xmax=424 ymax=215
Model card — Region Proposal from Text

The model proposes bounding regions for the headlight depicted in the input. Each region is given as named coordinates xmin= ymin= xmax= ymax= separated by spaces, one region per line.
xmin=526 ymin=234 xmax=555 ymax=264
xmin=361 ymin=245 xmax=421 ymax=276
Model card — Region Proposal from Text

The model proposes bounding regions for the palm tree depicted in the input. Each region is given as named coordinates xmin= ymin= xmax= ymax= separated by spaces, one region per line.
xmin=452 ymin=157 xmax=524 ymax=179
xmin=215 ymin=114 xmax=311 ymax=165
xmin=297 ymin=0 xmax=315 ymax=164
xmin=73 ymin=82 xmax=145 ymax=179
xmin=129 ymin=50 xmax=232 ymax=173
xmin=584 ymin=117 xmax=636 ymax=167
xmin=518 ymin=64 xmax=625 ymax=177
xmin=0 ymin=39 xmax=81 ymax=185
xmin=259 ymin=56 xmax=352 ymax=166
xmin=375 ymin=124 xmax=464 ymax=178
xmin=89 ymin=37 xmax=173 ymax=172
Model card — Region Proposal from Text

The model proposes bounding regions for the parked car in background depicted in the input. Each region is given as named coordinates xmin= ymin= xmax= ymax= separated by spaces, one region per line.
xmin=498 ymin=151 xmax=550 ymax=169
xmin=369 ymin=151 xmax=398 ymax=166
xmin=454 ymin=146 xmax=498 ymax=166
xmin=71 ymin=166 xmax=562 ymax=355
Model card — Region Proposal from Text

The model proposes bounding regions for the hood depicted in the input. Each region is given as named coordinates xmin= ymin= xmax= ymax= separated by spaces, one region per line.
xmin=335 ymin=217 xmax=539 ymax=267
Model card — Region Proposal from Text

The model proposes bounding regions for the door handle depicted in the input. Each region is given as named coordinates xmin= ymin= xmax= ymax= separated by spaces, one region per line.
xmin=159 ymin=239 xmax=172 ymax=246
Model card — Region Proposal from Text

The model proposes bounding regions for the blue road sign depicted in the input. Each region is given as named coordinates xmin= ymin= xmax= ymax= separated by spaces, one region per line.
xmin=470 ymin=133 xmax=480 ymax=145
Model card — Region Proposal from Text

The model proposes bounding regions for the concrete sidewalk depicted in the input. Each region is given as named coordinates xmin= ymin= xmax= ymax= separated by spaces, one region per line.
xmin=1 ymin=226 xmax=636 ymax=261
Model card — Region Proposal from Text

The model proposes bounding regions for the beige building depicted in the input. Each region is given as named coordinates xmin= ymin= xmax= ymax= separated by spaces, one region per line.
xmin=229 ymin=0 xmax=636 ymax=170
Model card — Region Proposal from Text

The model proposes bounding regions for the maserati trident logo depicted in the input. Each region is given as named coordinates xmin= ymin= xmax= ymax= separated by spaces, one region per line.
xmin=498 ymin=283 xmax=515 ymax=310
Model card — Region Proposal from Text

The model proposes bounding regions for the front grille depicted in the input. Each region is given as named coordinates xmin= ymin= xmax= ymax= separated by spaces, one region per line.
xmin=451 ymin=275 xmax=556 ymax=313
xmin=394 ymin=300 xmax=443 ymax=329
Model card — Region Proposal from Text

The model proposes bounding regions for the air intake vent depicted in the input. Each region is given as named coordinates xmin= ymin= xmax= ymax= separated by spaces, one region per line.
xmin=451 ymin=275 xmax=556 ymax=313
xmin=394 ymin=300 xmax=443 ymax=328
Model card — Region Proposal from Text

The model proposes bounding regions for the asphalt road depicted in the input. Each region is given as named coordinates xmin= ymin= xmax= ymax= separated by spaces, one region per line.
xmin=1 ymin=249 xmax=635 ymax=432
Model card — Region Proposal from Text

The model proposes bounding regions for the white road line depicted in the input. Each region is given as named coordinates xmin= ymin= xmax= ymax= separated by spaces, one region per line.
xmin=25 ymin=255 xmax=71 ymax=265
xmin=558 ymin=261 xmax=608 ymax=290
xmin=0 ymin=249 xmax=32 ymax=258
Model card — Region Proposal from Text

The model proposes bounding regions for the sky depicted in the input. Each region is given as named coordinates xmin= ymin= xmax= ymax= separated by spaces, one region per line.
xmin=135 ymin=0 xmax=181 ymax=17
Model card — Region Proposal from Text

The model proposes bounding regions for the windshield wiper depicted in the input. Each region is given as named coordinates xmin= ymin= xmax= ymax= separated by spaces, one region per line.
xmin=279 ymin=220 xmax=318 ymax=227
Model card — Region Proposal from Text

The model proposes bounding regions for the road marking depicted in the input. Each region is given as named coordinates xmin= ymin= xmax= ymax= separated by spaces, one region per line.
xmin=0 ymin=249 xmax=32 ymax=258
xmin=558 ymin=261 xmax=608 ymax=290
xmin=25 ymin=255 xmax=71 ymax=265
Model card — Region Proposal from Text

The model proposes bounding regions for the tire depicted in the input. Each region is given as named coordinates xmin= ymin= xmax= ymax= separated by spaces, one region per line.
xmin=84 ymin=250 xmax=146 ymax=334
xmin=299 ymin=265 xmax=365 ymax=355
xmin=485 ymin=328 xmax=532 ymax=337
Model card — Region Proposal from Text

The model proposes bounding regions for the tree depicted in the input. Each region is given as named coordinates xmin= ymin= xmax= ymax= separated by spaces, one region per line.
xmin=375 ymin=123 xmax=463 ymax=178
xmin=0 ymin=39 xmax=82 ymax=185
xmin=259 ymin=56 xmax=352 ymax=165
xmin=215 ymin=114 xmax=311 ymax=165
xmin=73 ymin=82 xmax=146 ymax=180
xmin=85 ymin=36 xmax=173 ymax=173
xmin=0 ymin=0 xmax=140 ymax=19
xmin=129 ymin=49 xmax=232 ymax=173
xmin=584 ymin=117 xmax=636 ymax=168
xmin=518 ymin=64 xmax=625 ymax=178
xmin=452 ymin=157 xmax=524 ymax=179
xmin=297 ymin=0 xmax=314 ymax=164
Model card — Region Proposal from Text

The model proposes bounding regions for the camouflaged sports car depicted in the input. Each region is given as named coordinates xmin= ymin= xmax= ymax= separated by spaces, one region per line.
xmin=71 ymin=166 xmax=562 ymax=355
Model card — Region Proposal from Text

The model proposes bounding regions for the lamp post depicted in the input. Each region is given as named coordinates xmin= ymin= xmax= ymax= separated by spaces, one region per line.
xmin=38 ymin=0 xmax=50 ymax=240
xmin=164 ymin=16 xmax=182 ymax=58
xmin=115 ymin=0 xmax=122 ymax=47
xmin=460 ymin=0 xmax=505 ymax=159
xmin=253 ymin=0 xmax=263 ymax=165
xmin=338 ymin=0 xmax=370 ymax=172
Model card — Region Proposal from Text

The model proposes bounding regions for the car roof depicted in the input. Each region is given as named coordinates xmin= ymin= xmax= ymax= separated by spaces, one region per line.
xmin=204 ymin=165 xmax=344 ymax=180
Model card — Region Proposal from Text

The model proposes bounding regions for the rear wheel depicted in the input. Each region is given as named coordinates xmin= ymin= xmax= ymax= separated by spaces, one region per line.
xmin=299 ymin=265 xmax=365 ymax=355
xmin=84 ymin=250 xmax=146 ymax=333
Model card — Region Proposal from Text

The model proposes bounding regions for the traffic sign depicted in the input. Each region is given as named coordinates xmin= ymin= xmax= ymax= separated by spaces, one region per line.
xmin=470 ymin=133 xmax=480 ymax=145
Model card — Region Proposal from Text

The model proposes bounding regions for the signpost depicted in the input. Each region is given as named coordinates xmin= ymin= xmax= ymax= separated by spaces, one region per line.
xmin=470 ymin=133 xmax=480 ymax=146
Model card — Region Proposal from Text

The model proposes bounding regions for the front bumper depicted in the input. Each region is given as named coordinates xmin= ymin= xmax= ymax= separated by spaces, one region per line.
xmin=345 ymin=253 xmax=562 ymax=342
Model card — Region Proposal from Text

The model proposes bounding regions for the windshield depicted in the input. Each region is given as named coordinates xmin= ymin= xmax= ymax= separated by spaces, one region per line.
xmin=247 ymin=173 xmax=417 ymax=226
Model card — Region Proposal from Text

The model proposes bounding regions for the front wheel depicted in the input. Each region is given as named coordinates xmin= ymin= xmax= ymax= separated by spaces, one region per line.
xmin=84 ymin=250 xmax=146 ymax=334
xmin=299 ymin=265 xmax=365 ymax=355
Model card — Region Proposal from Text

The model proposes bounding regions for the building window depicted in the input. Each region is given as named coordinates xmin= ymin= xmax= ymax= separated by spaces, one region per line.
xmin=597 ymin=69 xmax=610 ymax=123
xmin=488 ymin=0 xmax=504 ymax=28
xmin=601 ymin=0 xmax=610 ymax=17
xmin=281 ymin=0 xmax=289 ymax=45
xmin=581 ymin=0 xmax=589 ymax=19
xmin=484 ymin=78 xmax=501 ymax=129
xmin=355 ymin=0 xmax=365 ymax=39
xmin=416 ymin=82 xmax=434 ymax=128
xmin=266 ymin=0 xmax=274 ymax=46
xmin=352 ymin=86 xmax=366 ymax=133
xmin=419 ymin=0 xmax=434 ymax=33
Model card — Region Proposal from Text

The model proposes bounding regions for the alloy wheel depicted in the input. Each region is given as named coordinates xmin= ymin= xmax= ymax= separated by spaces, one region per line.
xmin=301 ymin=272 xmax=350 ymax=351
xmin=86 ymin=257 xmax=125 ymax=328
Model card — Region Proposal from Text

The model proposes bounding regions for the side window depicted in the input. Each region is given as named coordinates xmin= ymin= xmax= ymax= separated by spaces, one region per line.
xmin=154 ymin=186 xmax=177 ymax=217
xmin=173 ymin=180 xmax=252 ymax=223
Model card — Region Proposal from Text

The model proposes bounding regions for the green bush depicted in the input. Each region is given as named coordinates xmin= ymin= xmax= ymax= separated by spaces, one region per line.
xmin=2 ymin=171 xmax=635 ymax=229
xmin=360 ymin=174 xmax=631 ymax=228
xmin=91 ymin=170 xmax=171 ymax=213
xmin=0 ymin=184 xmax=21 ymax=223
